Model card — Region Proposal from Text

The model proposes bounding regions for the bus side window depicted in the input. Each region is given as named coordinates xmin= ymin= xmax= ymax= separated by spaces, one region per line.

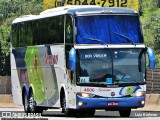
xmin=58 ymin=16 xmax=64 ymax=43
xmin=32 ymin=21 xmax=39 ymax=45
xmin=12 ymin=24 xmax=18 ymax=47
xmin=17 ymin=24 xmax=21 ymax=47
xmin=41 ymin=19 xmax=49 ymax=45
xmin=48 ymin=16 xmax=64 ymax=44
xmin=19 ymin=22 xmax=30 ymax=47
xmin=65 ymin=15 xmax=75 ymax=84
xmin=26 ymin=22 xmax=33 ymax=46
xmin=65 ymin=15 xmax=73 ymax=44
xmin=19 ymin=23 xmax=25 ymax=47
xmin=48 ymin=17 xmax=57 ymax=44
xmin=65 ymin=15 xmax=73 ymax=68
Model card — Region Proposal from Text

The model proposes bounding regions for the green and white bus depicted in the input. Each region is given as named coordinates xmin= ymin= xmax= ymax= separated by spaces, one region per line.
xmin=11 ymin=5 xmax=155 ymax=117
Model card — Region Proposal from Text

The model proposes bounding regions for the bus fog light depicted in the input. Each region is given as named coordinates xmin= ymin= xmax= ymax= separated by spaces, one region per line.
xmin=78 ymin=102 xmax=83 ymax=106
xmin=141 ymin=101 xmax=145 ymax=105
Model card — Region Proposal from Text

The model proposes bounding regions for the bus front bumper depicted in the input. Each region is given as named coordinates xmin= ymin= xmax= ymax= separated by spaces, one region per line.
xmin=76 ymin=96 xmax=145 ymax=110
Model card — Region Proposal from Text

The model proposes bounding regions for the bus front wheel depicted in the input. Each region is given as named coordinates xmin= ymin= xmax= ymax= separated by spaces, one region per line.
xmin=77 ymin=109 xmax=95 ymax=117
xmin=119 ymin=109 xmax=131 ymax=117
xmin=86 ymin=110 xmax=95 ymax=117
xmin=61 ymin=94 xmax=73 ymax=116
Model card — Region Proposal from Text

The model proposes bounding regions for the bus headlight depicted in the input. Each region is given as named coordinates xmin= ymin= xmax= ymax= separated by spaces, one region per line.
xmin=77 ymin=92 xmax=95 ymax=98
xmin=131 ymin=91 xmax=145 ymax=97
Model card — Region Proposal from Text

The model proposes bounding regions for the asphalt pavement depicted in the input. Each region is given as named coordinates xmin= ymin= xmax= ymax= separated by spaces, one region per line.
xmin=0 ymin=94 xmax=160 ymax=119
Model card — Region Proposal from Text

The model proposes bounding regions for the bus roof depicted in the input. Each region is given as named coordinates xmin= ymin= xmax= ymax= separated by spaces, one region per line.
xmin=12 ymin=5 xmax=138 ymax=24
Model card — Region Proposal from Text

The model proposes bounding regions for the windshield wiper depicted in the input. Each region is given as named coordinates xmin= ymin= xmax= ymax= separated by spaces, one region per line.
xmin=115 ymin=80 xmax=144 ymax=84
xmin=110 ymin=31 xmax=135 ymax=45
xmin=78 ymin=82 xmax=108 ymax=87
xmin=82 ymin=37 xmax=107 ymax=44
xmin=78 ymin=29 xmax=107 ymax=44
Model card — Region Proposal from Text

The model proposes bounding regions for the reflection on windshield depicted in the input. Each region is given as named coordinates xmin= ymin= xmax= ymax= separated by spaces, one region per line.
xmin=77 ymin=49 xmax=112 ymax=83
xmin=77 ymin=49 xmax=145 ymax=85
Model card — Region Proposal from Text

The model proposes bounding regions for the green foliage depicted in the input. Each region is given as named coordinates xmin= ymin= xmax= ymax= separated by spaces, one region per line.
xmin=0 ymin=0 xmax=43 ymax=55
xmin=0 ymin=0 xmax=43 ymax=75
xmin=141 ymin=0 xmax=160 ymax=67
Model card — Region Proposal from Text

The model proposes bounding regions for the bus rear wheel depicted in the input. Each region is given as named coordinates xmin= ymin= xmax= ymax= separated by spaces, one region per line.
xmin=119 ymin=109 xmax=131 ymax=117
xmin=23 ymin=91 xmax=30 ymax=113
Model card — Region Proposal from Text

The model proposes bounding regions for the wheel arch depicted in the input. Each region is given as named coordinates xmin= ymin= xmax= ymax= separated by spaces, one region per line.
xmin=29 ymin=84 xmax=36 ymax=99
xmin=60 ymin=84 xmax=69 ymax=108
xmin=22 ymin=84 xmax=29 ymax=105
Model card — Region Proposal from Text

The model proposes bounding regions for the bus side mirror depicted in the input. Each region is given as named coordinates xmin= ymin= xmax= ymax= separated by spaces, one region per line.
xmin=147 ymin=47 xmax=155 ymax=70
xmin=69 ymin=48 xmax=76 ymax=71
xmin=12 ymin=47 xmax=16 ymax=54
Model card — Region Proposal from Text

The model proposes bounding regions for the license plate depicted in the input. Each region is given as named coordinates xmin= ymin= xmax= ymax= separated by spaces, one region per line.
xmin=107 ymin=102 xmax=119 ymax=106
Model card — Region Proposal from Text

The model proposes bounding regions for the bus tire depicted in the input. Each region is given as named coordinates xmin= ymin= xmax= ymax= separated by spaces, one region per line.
xmin=61 ymin=94 xmax=73 ymax=117
xmin=86 ymin=109 xmax=95 ymax=117
xmin=23 ymin=91 xmax=30 ymax=113
xmin=119 ymin=109 xmax=131 ymax=117
xmin=29 ymin=91 xmax=43 ymax=114
xmin=77 ymin=109 xmax=95 ymax=117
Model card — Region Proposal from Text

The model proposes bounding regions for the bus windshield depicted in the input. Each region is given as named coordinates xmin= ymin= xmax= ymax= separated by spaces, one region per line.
xmin=77 ymin=48 xmax=146 ymax=86
xmin=76 ymin=15 xmax=143 ymax=44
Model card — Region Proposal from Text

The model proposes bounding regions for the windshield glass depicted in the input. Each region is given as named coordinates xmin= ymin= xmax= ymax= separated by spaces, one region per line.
xmin=77 ymin=49 xmax=145 ymax=85
xmin=76 ymin=15 xmax=143 ymax=44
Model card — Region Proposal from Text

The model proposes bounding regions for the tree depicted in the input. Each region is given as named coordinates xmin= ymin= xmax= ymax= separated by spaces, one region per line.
xmin=143 ymin=13 xmax=160 ymax=66
xmin=0 ymin=0 xmax=43 ymax=75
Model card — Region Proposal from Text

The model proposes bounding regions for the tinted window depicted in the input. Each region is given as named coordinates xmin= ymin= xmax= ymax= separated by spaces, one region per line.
xmin=12 ymin=15 xmax=64 ymax=47
xmin=65 ymin=15 xmax=73 ymax=44
xmin=12 ymin=24 xmax=18 ymax=47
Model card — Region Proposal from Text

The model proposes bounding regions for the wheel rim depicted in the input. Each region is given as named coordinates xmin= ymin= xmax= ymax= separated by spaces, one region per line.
xmin=29 ymin=94 xmax=35 ymax=112
xmin=62 ymin=96 xmax=66 ymax=112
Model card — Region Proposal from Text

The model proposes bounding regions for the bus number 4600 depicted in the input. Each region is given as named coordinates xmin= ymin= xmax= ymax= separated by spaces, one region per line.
xmin=84 ymin=88 xmax=95 ymax=92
